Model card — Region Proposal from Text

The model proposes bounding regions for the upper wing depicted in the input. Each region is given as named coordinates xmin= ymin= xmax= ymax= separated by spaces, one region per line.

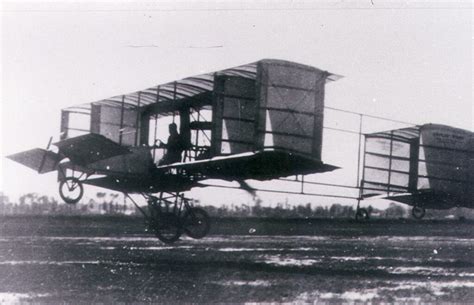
xmin=6 ymin=148 xmax=61 ymax=174
xmin=156 ymin=149 xmax=339 ymax=180
xmin=53 ymin=133 xmax=131 ymax=166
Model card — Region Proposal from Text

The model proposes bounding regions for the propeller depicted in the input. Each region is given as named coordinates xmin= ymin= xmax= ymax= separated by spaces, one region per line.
xmin=237 ymin=180 xmax=256 ymax=197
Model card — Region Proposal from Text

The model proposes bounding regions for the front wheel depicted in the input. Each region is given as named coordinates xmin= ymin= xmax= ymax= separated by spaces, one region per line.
xmin=59 ymin=178 xmax=84 ymax=204
xmin=355 ymin=208 xmax=369 ymax=221
xmin=151 ymin=213 xmax=182 ymax=244
xmin=183 ymin=208 xmax=211 ymax=239
xmin=412 ymin=206 xmax=426 ymax=219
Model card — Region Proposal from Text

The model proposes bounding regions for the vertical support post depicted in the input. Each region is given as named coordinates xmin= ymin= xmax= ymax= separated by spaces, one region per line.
xmin=300 ymin=175 xmax=305 ymax=194
xmin=387 ymin=130 xmax=394 ymax=195
xmin=172 ymin=81 xmax=177 ymax=123
xmin=150 ymin=86 xmax=161 ymax=160
xmin=356 ymin=114 xmax=363 ymax=188
xmin=408 ymin=138 xmax=420 ymax=192
xmin=179 ymin=107 xmax=191 ymax=161
xmin=211 ymin=73 xmax=224 ymax=156
xmin=119 ymin=95 xmax=125 ymax=145
xmin=358 ymin=134 xmax=368 ymax=200
xmin=195 ymin=109 xmax=201 ymax=159
xmin=135 ymin=92 xmax=141 ymax=146
xmin=356 ymin=114 xmax=364 ymax=211
xmin=254 ymin=61 xmax=266 ymax=151
xmin=153 ymin=114 xmax=158 ymax=160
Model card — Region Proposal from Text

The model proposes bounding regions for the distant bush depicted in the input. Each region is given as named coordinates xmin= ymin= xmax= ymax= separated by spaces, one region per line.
xmin=1 ymin=191 xmax=474 ymax=219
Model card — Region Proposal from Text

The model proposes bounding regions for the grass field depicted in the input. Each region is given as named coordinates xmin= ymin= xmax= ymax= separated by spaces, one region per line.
xmin=0 ymin=216 xmax=473 ymax=303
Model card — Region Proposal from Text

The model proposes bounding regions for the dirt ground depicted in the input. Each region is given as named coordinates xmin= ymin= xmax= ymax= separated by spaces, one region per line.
xmin=0 ymin=216 xmax=473 ymax=303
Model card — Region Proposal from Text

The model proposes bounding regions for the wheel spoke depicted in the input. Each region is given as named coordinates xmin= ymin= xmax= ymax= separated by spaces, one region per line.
xmin=183 ymin=207 xmax=210 ymax=239
xmin=59 ymin=178 xmax=84 ymax=204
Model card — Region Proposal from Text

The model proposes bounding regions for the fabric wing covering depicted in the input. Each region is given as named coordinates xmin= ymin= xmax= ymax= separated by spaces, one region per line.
xmin=158 ymin=150 xmax=339 ymax=181
xmin=361 ymin=124 xmax=473 ymax=207
xmin=418 ymin=124 xmax=473 ymax=206
xmin=53 ymin=133 xmax=130 ymax=166
xmin=210 ymin=60 xmax=337 ymax=164
xmin=361 ymin=126 xmax=419 ymax=197
xmin=90 ymin=104 xmax=139 ymax=146
xmin=257 ymin=61 xmax=328 ymax=160
xmin=6 ymin=148 xmax=61 ymax=174
xmin=64 ymin=59 xmax=340 ymax=114
xmin=62 ymin=59 xmax=340 ymax=162
xmin=57 ymin=59 xmax=341 ymax=181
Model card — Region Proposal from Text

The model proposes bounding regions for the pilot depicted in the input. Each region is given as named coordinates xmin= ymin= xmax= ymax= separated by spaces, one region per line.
xmin=157 ymin=123 xmax=184 ymax=165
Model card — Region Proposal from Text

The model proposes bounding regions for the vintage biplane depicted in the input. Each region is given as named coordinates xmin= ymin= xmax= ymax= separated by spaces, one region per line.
xmin=359 ymin=124 xmax=473 ymax=219
xmin=7 ymin=59 xmax=341 ymax=243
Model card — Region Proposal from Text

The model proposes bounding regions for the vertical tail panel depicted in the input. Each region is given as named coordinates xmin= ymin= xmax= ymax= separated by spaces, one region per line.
xmin=211 ymin=75 xmax=257 ymax=155
xmin=419 ymin=124 xmax=473 ymax=207
xmin=256 ymin=60 xmax=329 ymax=160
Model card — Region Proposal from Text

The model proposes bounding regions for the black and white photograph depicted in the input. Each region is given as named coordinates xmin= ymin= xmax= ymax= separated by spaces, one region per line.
xmin=0 ymin=0 xmax=473 ymax=303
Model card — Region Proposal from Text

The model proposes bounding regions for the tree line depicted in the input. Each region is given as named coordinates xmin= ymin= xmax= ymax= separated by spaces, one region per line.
xmin=0 ymin=191 xmax=472 ymax=219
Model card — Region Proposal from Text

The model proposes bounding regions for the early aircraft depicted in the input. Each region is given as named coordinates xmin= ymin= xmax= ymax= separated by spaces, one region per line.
xmin=8 ymin=58 xmax=471 ymax=240
xmin=358 ymin=124 xmax=473 ymax=219
xmin=7 ymin=59 xmax=341 ymax=243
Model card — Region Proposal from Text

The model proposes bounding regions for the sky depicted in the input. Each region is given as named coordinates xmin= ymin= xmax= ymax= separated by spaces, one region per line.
xmin=1 ymin=0 xmax=472 ymax=208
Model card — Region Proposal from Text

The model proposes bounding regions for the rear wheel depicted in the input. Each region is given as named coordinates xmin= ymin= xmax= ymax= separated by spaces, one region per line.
xmin=183 ymin=208 xmax=211 ymax=239
xmin=355 ymin=208 xmax=369 ymax=221
xmin=412 ymin=206 xmax=426 ymax=219
xmin=59 ymin=178 xmax=84 ymax=204
xmin=151 ymin=212 xmax=182 ymax=244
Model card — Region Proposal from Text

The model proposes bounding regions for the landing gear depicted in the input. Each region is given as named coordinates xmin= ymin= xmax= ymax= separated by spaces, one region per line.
xmin=183 ymin=207 xmax=211 ymax=239
xmin=149 ymin=212 xmax=182 ymax=244
xmin=130 ymin=193 xmax=211 ymax=244
xmin=355 ymin=199 xmax=370 ymax=221
xmin=59 ymin=177 xmax=84 ymax=204
xmin=412 ymin=206 xmax=426 ymax=219
xmin=355 ymin=208 xmax=369 ymax=221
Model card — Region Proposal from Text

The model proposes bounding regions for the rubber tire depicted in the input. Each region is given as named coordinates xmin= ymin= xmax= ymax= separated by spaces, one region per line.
xmin=355 ymin=208 xmax=369 ymax=221
xmin=412 ymin=206 xmax=426 ymax=219
xmin=183 ymin=208 xmax=211 ymax=239
xmin=59 ymin=178 xmax=84 ymax=204
xmin=152 ymin=212 xmax=182 ymax=244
